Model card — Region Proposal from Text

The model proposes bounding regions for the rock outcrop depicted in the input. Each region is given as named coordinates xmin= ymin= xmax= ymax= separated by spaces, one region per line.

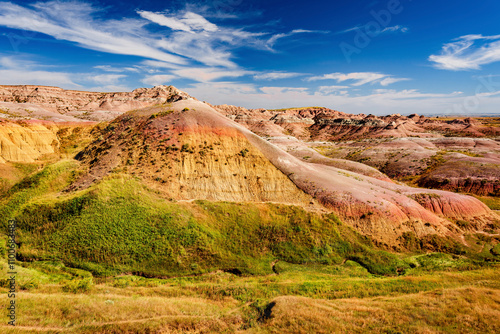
xmin=71 ymin=100 xmax=313 ymax=207
xmin=71 ymin=99 xmax=499 ymax=246
xmin=0 ymin=85 xmax=192 ymax=122
xmin=0 ymin=120 xmax=59 ymax=163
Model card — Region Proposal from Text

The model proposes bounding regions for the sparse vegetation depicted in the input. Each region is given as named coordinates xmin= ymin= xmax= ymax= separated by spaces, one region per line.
xmin=3 ymin=168 xmax=410 ymax=278
xmin=475 ymin=195 xmax=500 ymax=210
xmin=149 ymin=109 xmax=173 ymax=119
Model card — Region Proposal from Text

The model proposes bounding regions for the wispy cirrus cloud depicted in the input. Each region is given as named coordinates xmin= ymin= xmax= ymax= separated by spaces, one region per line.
xmin=0 ymin=1 xmax=317 ymax=70
xmin=138 ymin=9 xmax=269 ymax=67
xmin=306 ymin=72 xmax=409 ymax=86
xmin=253 ymin=72 xmax=306 ymax=81
xmin=94 ymin=65 xmax=140 ymax=73
xmin=172 ymin=67 xmax=253 ymax=82
xmin=266 ymin=29 xmax=325 ymax=48
xmin=181 ymin=81 xmax=488 ymax=115
xmin=0 ymin=54 xmax=135 ymax=91
xmin=381 ymin=25 xmax=408 ymax=33
xmin=260 ymin=86 xmax=309 ymax=94
xmin=307 ymin=72 xmax=386 ymax=85
xmin=379 ymin=77 xmax=410 ymax=86
xmin=141 ymin=60 xmax=253 ymax=82
xmin=87 ymin=74 xmax=127 ymax=85
xmin=0 ymin=55 xmax=78 ymax=87
xmin=429 ymin=34 xmax=500 ymax=70
xmin=137 ymin=10 xmax=218 ymax=33
xmin=369 ymin=89 xmax=463 ymax=99
xmin=317 ymin=85 xmax=350 ymax=95
xmin=0 ymin=1 xmax=187 ymax=65
xmin=141 ymin=74 xmax=177 ymax=86
xmin=0 ymin=1 xmax=331 ymax=90
xmin=338 ymin=25 xmax=408 ymax=35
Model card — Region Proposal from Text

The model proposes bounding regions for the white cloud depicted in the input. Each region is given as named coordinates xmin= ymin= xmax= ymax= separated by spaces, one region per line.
xmin=253 ymin=72 xmax=305 ymax=80
xmin=368 ymin=89 xmax=463 ymax=99
xmin=338 ymin=25 xmax=408 ymax=35
xmin=138 ymin=9 xmax=267 ymax=67
xmin=86 ymin=85 xmax=132 ymax=92
xmin=260 ymin=87 xmax=309 ymax=94
xmin=0 ymin=55 xmax=78 ymax=87
xmin=317 ymin=85 xmax=351 ymax=95
xmin=336 ymin=26 xmax=360 ymax=34
xmin=307 ymin=72 xmax=408 ymax=86
xmin=172 ymin=67 xmax=253 ymax=82
xmin=429 ymin=34 xmax=500 ymax=70
xmin=182 ymin=11 xmax=218 ymax=32
xmin=0 ymin=55 xmax=134 ymax=90
xmin=0 ymin=1 xmax=330 ymax=80
xmin=267 ymin=29 xmax=324 ymax=48
xmin=137 ymin=10 xmax=218 ymax=33
xmin=0 ymin=2 xmax=275 ymax=69
xmin=88 ymin=74 xmax=126 ymax=85
xmin=379 ymin=77 xmax=410 ymax=86
xmin=182 ymin=82 xmax=258 ymax=99
xmin=138 ymin=11 xmax=193 ymax=33
xmin=0 ymin=1 xmax=187 ymax=65
xmin=381 ymin=25 xmax=408 ymax=33
xmin=141 ymin=60 xmax=181 ymax=70
xmin=180 ymin=82 xmax=493 ymax=116
xmin=141 ymin=74 xmax=177 ymax=86
xmin=0 ymin=69 xmax=77 ymax=87
xmin=94 ymin=65 xmax=139 ymax=73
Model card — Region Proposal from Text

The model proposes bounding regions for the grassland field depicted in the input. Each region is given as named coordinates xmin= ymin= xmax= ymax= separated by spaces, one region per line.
xmin=1 ymin=159 xmax=499 ymax=333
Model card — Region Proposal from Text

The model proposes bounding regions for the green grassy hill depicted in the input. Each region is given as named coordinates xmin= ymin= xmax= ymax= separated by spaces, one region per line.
xmin=2 ymin=160 xmax=417 ymax=278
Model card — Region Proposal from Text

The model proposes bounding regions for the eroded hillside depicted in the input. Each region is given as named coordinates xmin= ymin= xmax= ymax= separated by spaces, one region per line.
xmin=1 ymin=85 xmax=499 ymax=248
xmin=0 ymin=84 xmax=192 ymax=122
xmin=67 ymin=98 xmax=499 ymax=246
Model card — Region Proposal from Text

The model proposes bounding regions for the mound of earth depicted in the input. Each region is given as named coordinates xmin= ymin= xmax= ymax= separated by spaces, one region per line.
xmin=70 ymin=97 xmax=499 ymax=246
xmin=71 ymin=100 xmax=313 ymax=207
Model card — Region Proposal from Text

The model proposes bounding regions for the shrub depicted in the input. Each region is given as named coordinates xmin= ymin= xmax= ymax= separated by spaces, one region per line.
xmin=149 ymin=110 xmax=173 ymax=119
xmin=456 ymin=220 xmax=470 ymax=228
xmin=490 ymin=244 xmax=500 ymax=256
xmin=181 ymin=143 xmax=194 ymax=153
xmin=62 ymin=277 xmax=94 ymax=293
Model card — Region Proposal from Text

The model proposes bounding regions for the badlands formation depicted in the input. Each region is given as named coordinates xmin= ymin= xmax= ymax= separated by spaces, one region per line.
xmin=0 ymin=85 xmax=498 ymax=246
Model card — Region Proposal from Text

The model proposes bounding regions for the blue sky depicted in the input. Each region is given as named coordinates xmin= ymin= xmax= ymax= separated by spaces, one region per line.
xmin=0 ymin=0 xmax=500 ymax=115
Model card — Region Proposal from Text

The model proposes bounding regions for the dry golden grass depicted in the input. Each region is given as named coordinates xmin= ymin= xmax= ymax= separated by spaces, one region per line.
xmin=0 ymin=292 xmax=243 ymax=333
xmin=1 ymin=266 xmax=499 ymax=333
xmin=258 ymin=286 xmax=500 ymax=334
